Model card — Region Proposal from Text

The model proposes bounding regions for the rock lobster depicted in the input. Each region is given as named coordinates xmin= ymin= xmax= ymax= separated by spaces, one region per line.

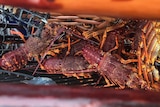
xmin=0 ymin=23 xmax=64 ymax=71
xmin=42 ymin=43 xmax=150 ymax=90
xmin=56 ymin=20 xmax=160 ymax=90
xmin=0 ymin=19 xmax=160 ymax=91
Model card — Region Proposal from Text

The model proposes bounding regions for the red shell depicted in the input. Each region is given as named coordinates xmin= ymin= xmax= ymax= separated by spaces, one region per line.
xmin=0 ymin=47 xmax=28 ymax=71
xmin=42 ymin=56 xmax=90 ymax=74
xmin=82 ymin=44 xmax=103 ymax=65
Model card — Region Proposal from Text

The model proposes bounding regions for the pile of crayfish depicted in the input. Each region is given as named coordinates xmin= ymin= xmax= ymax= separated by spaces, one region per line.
xmin=0 ymin=14 xmax=160 ymax=91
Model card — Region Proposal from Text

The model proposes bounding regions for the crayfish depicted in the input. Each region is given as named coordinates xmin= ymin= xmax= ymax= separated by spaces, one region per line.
xmin=0 ymin=24 xmax=64 ymax=72
xmin=82 ymin=44 xmax=150 ymax=89
xmin=100 ymin=20 xmax=160 ymax=90
xmin=0 ymin=14 xmax=160 ymax=91
xmin=41 ymin=41 xmax=150 ymax=89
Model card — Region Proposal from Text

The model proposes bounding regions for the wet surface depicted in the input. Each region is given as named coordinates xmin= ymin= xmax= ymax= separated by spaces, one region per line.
xmin=0 ymin=83 xmax=159 ymax=107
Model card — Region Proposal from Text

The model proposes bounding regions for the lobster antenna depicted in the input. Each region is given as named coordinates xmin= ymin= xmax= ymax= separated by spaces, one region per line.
xmin=32 ymin=27 xmax=66 ymax=75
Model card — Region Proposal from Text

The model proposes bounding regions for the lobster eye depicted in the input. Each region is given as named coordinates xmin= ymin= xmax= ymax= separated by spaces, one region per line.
xmin=154 ymin=61 xmax=160 ymax=71
xmin=128 ymin=32 xmax=135 ymax=38
xmin=123 ymin=39 xmax=132 ymax=52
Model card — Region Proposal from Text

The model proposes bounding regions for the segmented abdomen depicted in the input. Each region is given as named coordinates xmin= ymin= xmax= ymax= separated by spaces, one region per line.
xmin=82 ymin=44 xmax=148 ymax=89
xmin=82 ymin=44 xmax=103 ymax=65
xmin=42 ymin=56 xmax=89 ymax=74
xmin=0 ymin=46 xmax=29 ymax=71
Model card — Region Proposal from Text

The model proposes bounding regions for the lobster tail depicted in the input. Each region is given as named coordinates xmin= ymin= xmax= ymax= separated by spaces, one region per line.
xmin=82 ymin=44 xmax=103 ymax=65
xmin=42 ymin=57 xmax=63 ymax=74
xmin=0 ymin=47 xmax=29 ymax=71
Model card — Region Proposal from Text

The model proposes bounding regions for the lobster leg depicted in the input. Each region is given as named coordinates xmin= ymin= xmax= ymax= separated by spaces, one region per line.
xmin=115 ymin=54 xmax=138 ymax=64
xmin=34 ymin=56 xmax=46 ymax=70
xmin=108 ymin=36 xmax=138 ymax=65
xmin=31 ymin=27 xmax=36 ymax=35
xmin=107 ymin=36 xmax=119 ymax=53
xmin=10 ymin=30 xmax=26 ymax=42
xmin=100 ymin=28 xmax=107 ymax=49
xmin=100 ymin=21 xmax=126 ymax=49
xmin=66 ymin=35 xmax=71 ymax=56
xmin=82 ymin=30 xmax=101 ymax=42
xmin=101 ymin=73 xmax=114 ymax=87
